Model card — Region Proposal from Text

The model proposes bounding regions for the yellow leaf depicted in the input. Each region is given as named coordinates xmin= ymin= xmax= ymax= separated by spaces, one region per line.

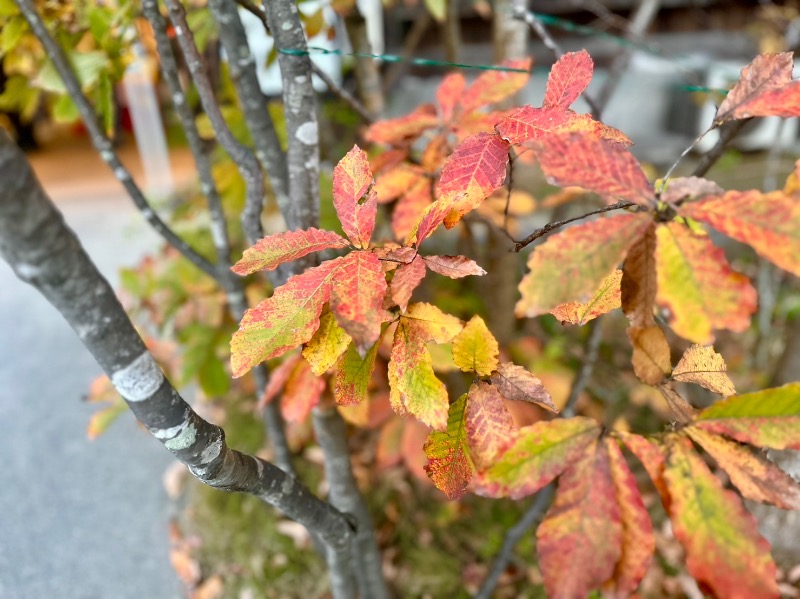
xmin=452 ymin=315 xmax=499 ymax=376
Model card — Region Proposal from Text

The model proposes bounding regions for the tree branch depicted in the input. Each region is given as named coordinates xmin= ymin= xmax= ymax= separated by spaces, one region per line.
xmin=691 ymin=119 xmax=751 ymax=177
xmin=0 ymin=131 xmax=354 ymax=555
xmin=563 ymin=317 xmax=604 ymax=418
xmin=14 ymin=0 xmax=217 ymax=280
xmin=514 ymin=200 xmax=636 ymax=251
xmin=343 ymin=7 xmax=385 ymax=117
xmin=311 ymin=62 xmax=374 ymax=125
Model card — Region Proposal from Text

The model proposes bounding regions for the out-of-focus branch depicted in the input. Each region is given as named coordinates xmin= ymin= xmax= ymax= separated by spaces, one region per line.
xmin=14 ymin=0 xmax=216 ymax=280
xmin=691 ymin=119 xmax=750 ymax=177
xmin=311 ymin=62 xmax=375 ymax=124
xmin=343 ymin=7 xmax=385 ymax=117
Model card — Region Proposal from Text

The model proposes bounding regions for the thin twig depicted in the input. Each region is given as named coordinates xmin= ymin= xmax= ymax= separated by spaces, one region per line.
xmin=14 ymin=0 xmax=217 ymax=280
xmin=311 ymin=62 xmax=375 ymax=124
xmin=563 ymin=317 xmax=604 ymax=418
xmin=691 ymin=119 xmax=750 ymax=177
xmin=474 ymin=485 xmax=555 ymax=599
xmin=662 ymin=127 xmax=711 ymax=184
xmin=514 ymin=200 xmax=635 ymax=251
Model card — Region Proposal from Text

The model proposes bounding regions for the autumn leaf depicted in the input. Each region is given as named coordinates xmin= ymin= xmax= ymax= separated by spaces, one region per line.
xmin=259 ymin=353 xmax=302 ymax=408
xmin=680 ymin=189 xmax=800 ymax=277
xmin=452 ymin=315 xmax=499 ymax=376
xmin=489 ymin=362 xmax=557 ymax=412
xmin=686 ymin=427 xmax=800 ymax=510
xmin=364 ymin=103 xmax=439 ymax=145
xmin=424 ymin=394 xmax=475 ymax=499
xmin=401 ymin=302 xmax=464 ymax=343
xmin=389 ymin=255 xmax=426 ymax=312
xmin=531 ymin=132 xmax=654 ymax=205
xmin=422 ymin=255 xmax=486 ymax=278
xmin=302 ymin=310 xmax=352 ymax=375
xmin=659 ymin=176 xmax=723 ymax=204
xmin=658 ymin=382 xmax=698 ymax=424
xmin=616 ymin=432 xmax=668 ymax=500
xmin=435 ymin=132 xmax=510 ymax=229
xmin=672 ymin=344 xmax=736 ymax=396
xmin=473 ymin=417 xmax=600 ymax=499
xmin=374 ymin=163 xmax=426 ymax=204
xmin=496 ymin=106 xmax=631 ymax=147
xmin=280 ymin=357 xmax=326 ymax=423
xmin=629 ymin=325 xmax=671 ymax=385
xmin=551 ymin=269 xmax=622 ymax=326
xmin=622 ymin=224 xmax=657 ymax=329
xmin=543 ymin=50 xmax=593 ymax=109
xmin=459 ymin=58 xmax=532 ymax=114
xmin=334 ymin=340 xmax=378 ymax=406
xmin=715 ymin=52 xmax=796 ymax=122
xmin=464 ymin=381 xmax=517 ymax=470
xmin=655 ymin=221 xmax=757 ymax=343
xmin=332 ymin=145 xmax=377 ymax=248
xmin=537 ymin=441 xmax=622 ymax=599
xmin=232 ymin=228 xmax=349 ymax=276
xmin=231 ymin=257 xmax=343 ymax=378
xmin=605 ymin=439 xmax=655 ymax=597
xmin=516 ymin=213 xmax=652 ymax=317
xmin=694 ymin=382 xmax=800 ymax=450
xmin=436 ymin=71 xmax=466 ymax=123
xmin=662 ymin=435 xmax=779 ymax=599
xmin=392 ymin=178 xmax=433 ymax=242
xmin=330 ymin=251 xmax=387 ymax=351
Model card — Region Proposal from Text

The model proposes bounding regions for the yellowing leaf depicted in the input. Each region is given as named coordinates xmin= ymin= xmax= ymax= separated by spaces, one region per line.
xmin=694 ymin=383 xmax=800 ymax=449
xmin=402 ymin=302 xmax=464 ymax=343
xmin=232 ymin=228 xmax=348 ymax=275
xmin=628 ymin=325 xmax=671 ymax=385
xmin=452 ymin=315 xmax=499 ymax=376
xmin=465 ymin=382 xmax=517 ymax=470
xmin=543 ymin=50 xmax=594 ymax=109
xmin=489 ymin=362 xmax=557 ymax=412
xmin=473 ymin=417 xmax=600 ymax=499
xmin=550 ymin=269 xmax=622 ymax=326
xmin=681 ymin=189 xmax=800 ymax=277
xmin=537 ymin=441 xmax=622 ymax=599
xmin=389 ymin=255 xmax=426 ymax=312
xmin=334 ymin=340 xmax=378 ymax=406
xmin=231 ymin=258 xmax=343 ymax=377
xmin=332 ymin=145 xmax=377 ymax=248
xmin=686 ymin=427 xmax=800 ymax=510
xmin=330 ymin=251 xmax=387 ymax=351
xmin=422 ymin=255 xmax=487 ymax=279
xmin=672 ymin=344 xmax=735 ymax=396
xmin=459 ymin=58 xmax=532 ymax=114
xmin=663 ymin=435 xmax=779 ymax=599
xmin=621 ymin=223 xmax=657 ymax=329
xmin=605 ymin=439 xmax=655 ymax=597
xmin=423 ymin=394 xmax=474 ymax=499
xmin=303 ymin=311 xmax=352 ymax=375
xmin=516 ymin=213 xmax=651 ymax=318
xmin=655 ymin=221 xmax=756 ymax=343
xmin=374 ymin=163 xmax=425 ymax=204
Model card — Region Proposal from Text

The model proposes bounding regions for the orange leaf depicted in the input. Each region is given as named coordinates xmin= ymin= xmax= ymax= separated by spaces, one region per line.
xmin=694 ymin=382 xmax=800 ymax=450
xmin=516 ymin=213 xmax=651 ymax=317
xmin=436 ymin=71 xmax=466 ymax=123
xmin=465 ymin=381 xmax=517 ymax=470
xmin=543 ymin=50 xmax=593 ymax=109
xmin=622 ymin=223 xmax=657 ymax=329
xmin=655 ymin=221 xmax=757 ymax=343
xmin=393 ymin=178 xmax=433 ymax=242
xmin=686 ymin=427 xmax=800 ymax=510
xmin=364 ymin=103 xmax=438 ymax=145
xmin=332 ymin=145 xmax=377 ymax=248
xmin=423 ymin=394 xmax=474 ymax=499
xmin=680 ymin=189 xmax=800 ymax=277
xmin=550 ymin=269 xmax=622 ymax=326
xmin=473 ymin=417 xmax=600 ymax=499
xmin=531 ymin=133 xmax=654 ymax=205
xmin=715 ymin=52 xmax=796 ymax=122
xmin=231 ymin=257 xmax=343 ymax=377
xmin=374 ymin=163 xmax=426 ymax=204
xmin=436 ymin=132 xmax=510 ymax=229
xmin=616 ymin=431 xmax=668 ymax=500
xmin=280 ymin=357 xmax=325 ymax=423
xmin=389 ymin=254 xmax=426 ymax=312
xmin=672 ymin=344 xmax=736 ymax=396
xmin=605 ymin=439 xmax=655 ymax=597
xmin=422 ymin=255 xmax=486 ymax=278
xmin=628 ymin=325 xmax=671 ymax=386
xmin=459 ymin=58 xmax=532 ymax=114
xmin=232 ymin=228 xmax=349 ymax=275
xmin=330 ymin=251 xmax=387 ymax=351
xmin=489 ymin=362 xmax=557 ymax=412
xmin=537 ymin=441 xmax=622 ymax=599
xmin=259 ymin=353 xmax=302 ymax=408
xmin=663 ymin=435 xmax=779 ymax=599
xmin=496 ymin=106 xmax=631 ymax=146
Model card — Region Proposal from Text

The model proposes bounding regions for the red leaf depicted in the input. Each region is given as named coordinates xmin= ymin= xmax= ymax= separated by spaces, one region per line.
xmin=436 ymin=72 xmax=466 ymax=123
xmin=374 ymin=163 xmax=426 ymax=204
xmin=715 ymin=52 xmax=796 ymax=122
xmin=424 ymin=394 xmax=474 ymax=499
xmin=531 ymin=132 xmax=655 ymax=205
xmin=232 ymin=228 xmax=349 ymax=276
xmin=333 ymin=145 xmax=377 ymax=248
xmin=330 ymin=251 xmax=387 ymax=351
xmin=496 ymin=106 xmax=631 ymax=146
xmin=543 ymin=50 xmax=594 ymax=109
xmin=459 ymin=58 xmax=532 ymax=114
xmin=281 ymin=358 xmax=326 ymax=423
xmin=422 ymin=255 xmax=487 ymax=278
xmin=259 ymin=353 xmax=302 ymax=408
xmin=364 ymin=103 xmax=438 ymax=145
xmin=436 ymin=132 xmax=510 ymax=229
xmin=537 ymin=441 xmax=622 ymax=599
xmin=616 ymin=431 xmax=668 ymax=501
xmin=465 ymin=381 xmax=517 ymax=470
xmin=390 ymin=255 xmax=427 ymax=312
xmin=393 ymin=178 xmax=433 ymax=242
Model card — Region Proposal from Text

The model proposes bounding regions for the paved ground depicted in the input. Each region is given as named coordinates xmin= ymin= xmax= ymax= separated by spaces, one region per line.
xmin=0 ymin=137 xmax=192 ymax=599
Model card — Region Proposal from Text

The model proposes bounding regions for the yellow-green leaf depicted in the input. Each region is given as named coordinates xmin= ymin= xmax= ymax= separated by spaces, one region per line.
xmin=452 ymin=315 xmax=498 ymax=376
xmin=303 ymin=311 xmax=352 ymax=375
xmin=424 ymin=394 xmax=475 ymax=499
xmin=550 ymin=269 xmax=622 ymax=326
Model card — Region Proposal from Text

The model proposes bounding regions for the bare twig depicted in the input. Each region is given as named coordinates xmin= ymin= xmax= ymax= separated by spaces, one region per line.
xmin=563 ymin=317 xmax=604 ymax=418
xmin=514 ymin=200 xmax=636 ymax=251
xmin=14 ymin=0 xmax=217 ymax=280
xmin=343 ymin=7 xmax=385 ymax=117
xmin=662 ymin=127 xmax=711 ymax=184
xmin=382 ymin=9 xmax=432 ymax=92
xmin=691 ymin=119 xmax=751 ymax=177
xmin=311 ymin=62 xmax=375 ymax=124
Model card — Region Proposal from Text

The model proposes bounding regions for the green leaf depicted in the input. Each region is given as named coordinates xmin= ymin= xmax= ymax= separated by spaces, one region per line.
xmin=52 ymin=94 xmax=80 ymax=124
xmin=199 ymin=357 xmax=230 ymax=398
xmin=0 ymin=17 xmax=26 ymax=56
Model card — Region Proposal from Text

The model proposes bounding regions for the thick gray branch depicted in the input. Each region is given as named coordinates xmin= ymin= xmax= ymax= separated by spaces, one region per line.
xmin=0 ymin=131 xmax=353 ymax=554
